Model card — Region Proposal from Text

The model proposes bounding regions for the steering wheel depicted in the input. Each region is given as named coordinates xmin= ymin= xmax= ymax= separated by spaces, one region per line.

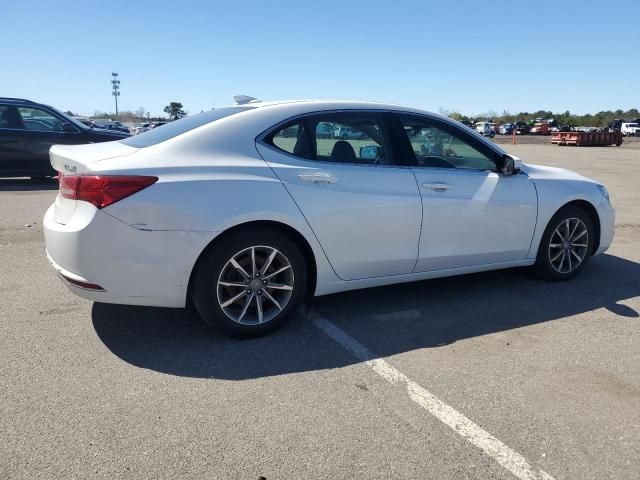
xmin=443 ymin=148 xmax=458 ymax=157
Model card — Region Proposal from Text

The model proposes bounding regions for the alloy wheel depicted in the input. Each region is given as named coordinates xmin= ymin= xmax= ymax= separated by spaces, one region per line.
xmin=217 ymin=246 xmax=294 ymax=325
xmin=548 ymin=218 xmax=589 ymax=274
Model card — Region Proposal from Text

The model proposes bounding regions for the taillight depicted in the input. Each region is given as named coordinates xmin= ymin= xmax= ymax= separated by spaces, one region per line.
xmin=59 ymin=174 xmax=158 ymax=209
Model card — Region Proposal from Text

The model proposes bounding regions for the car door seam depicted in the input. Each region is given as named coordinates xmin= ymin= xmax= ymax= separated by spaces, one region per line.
xmin=410 ymin=168 xmax=424 ymax=273
xmin=525 ymin=176 xmax=540 ymax=258
xmin=253 ymin=143 xmax=345 ymax=281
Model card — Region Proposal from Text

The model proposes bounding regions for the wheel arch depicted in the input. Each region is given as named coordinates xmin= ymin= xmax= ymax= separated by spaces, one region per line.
xmin=553 ymin=199 xmax=601 ymax=254
xmin=187 ymin=220 xmax=318 ymax=304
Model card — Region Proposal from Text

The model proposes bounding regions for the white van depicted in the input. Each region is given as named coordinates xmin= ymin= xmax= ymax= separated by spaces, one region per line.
xmin=475 ymin=121 xmax=496 ymax=138
xmin=621 ymin=123 xmax=640 ymax=136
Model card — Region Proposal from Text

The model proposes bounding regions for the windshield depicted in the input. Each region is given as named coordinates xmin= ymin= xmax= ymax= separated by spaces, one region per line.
xmin=51 ymin=107 xmax=89 ymax=130
xmin=120 ymin=107 xmax=255 ymax=148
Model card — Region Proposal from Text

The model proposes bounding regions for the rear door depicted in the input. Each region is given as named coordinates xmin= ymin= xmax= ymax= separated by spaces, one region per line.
xmin=257 ymin=111 xmax=422 ymax=281
xmin=0 ymin=104 xmax=29 ymax=174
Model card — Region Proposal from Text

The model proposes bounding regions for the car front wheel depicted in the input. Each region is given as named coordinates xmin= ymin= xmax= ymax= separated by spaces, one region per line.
xmin=192 ymin=227 xmax=307 ymax=337
xmin=534 ymin=205 xmax=594 ymax=280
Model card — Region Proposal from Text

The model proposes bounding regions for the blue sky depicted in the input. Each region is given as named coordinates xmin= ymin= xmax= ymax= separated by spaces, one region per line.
xmin=2 ymin=0 xmax=638 ymax=117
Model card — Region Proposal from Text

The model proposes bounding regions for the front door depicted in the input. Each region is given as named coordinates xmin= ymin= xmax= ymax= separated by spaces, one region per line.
xmin=257 ymin=111 xmax=422 ymax=281
xmin=16 ymin=105 xmax=82 ymax=175
xmin=395 ymin=114 xmax=538 ymax=272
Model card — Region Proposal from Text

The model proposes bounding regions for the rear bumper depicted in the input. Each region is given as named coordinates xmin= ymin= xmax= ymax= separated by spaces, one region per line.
xmin=43 ymin=204 xmax=215 ymax=308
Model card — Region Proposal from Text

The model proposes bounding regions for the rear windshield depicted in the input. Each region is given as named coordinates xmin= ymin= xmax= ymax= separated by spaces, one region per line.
xmin=120 ymin=106 xmax=255 ymax=148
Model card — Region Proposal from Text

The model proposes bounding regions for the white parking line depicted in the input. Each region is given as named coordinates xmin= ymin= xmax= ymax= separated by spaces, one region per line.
xmin=309 ymin=312 xmax=555 ymax=480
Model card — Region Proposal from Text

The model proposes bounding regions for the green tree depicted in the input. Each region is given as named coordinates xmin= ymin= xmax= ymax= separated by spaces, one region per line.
xmin=163 ymin=102 xmax=186 ymax=120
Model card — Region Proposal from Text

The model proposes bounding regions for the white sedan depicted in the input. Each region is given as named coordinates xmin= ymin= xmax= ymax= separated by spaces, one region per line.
xmin=44 ymin=99 xmax=615 ymax=336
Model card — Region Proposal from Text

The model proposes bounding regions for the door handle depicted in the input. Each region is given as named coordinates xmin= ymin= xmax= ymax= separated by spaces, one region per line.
xmin=422 ymin=182 xmax=450 ymax=192
xmin=298 ymin=172 xmax=337 ymax=184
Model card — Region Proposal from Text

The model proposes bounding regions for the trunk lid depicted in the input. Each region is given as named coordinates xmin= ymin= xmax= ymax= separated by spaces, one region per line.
xmin=50 ymin=141 xmax=137 ymax=224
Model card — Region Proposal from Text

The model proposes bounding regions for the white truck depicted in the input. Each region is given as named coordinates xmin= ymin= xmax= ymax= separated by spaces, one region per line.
xmin=475 ymin=121 xmax=496 ymax=138
xmin=621 ymin=123 xmax=640 ymax=136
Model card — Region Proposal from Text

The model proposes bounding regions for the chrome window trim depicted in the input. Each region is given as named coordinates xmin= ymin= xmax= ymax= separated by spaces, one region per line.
xmin=257 ymin=108 xmax=409 ymax=169
xmin=256 ymin=108 xmax=507 ymax=171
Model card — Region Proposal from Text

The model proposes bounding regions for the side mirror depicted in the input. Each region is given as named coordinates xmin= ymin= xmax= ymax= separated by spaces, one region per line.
xmin=501 ymin=154 xmax=521 ymax=175
xmin=61 ymin=122 xmax=76 ymax=133
xmin=360 ymin=145 xmax=380 ymax=161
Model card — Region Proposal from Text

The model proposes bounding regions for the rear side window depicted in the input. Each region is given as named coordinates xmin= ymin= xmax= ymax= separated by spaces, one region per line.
xmin=120 ymin=107 xmax=255 ymax=148
xmin=270 ymin=122 xmax=313 ymax=159
xmin=267 ymin=112 xmax=391 ymax=165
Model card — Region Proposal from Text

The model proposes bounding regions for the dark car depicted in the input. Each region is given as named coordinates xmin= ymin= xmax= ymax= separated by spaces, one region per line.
xmin=0 ymin=98 xmax=129 ymax=178
xmin=514 ymin=121 xmax=531 ymax=135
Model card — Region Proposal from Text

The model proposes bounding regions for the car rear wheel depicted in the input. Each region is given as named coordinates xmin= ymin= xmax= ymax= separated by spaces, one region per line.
xmin=534 ymin=205 xmax=594 ymax=280
xmin=192 ymin=227 xmax=307 ymax=337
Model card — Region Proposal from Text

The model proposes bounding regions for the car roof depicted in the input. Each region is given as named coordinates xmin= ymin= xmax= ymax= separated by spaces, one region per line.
xmin=245 ymin=99 xmax=428 ymax=113
xmin=0 ymin=97 xmax=39 ymax=105
xmin=227 ymin=99 xmax=467 ymax=128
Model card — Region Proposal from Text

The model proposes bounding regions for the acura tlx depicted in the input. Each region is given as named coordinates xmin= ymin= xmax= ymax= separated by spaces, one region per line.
xmin=44 ymin=97 xmax=615 ymax=336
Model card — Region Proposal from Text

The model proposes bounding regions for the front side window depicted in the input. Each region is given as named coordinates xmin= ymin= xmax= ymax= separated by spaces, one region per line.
xmin=18 ymin=107 xmax=65 ymax=132
xmin=400 ymin=116 xmax=497 ymax=171
xmin=268 ymin=113 xmax=391 ymax=165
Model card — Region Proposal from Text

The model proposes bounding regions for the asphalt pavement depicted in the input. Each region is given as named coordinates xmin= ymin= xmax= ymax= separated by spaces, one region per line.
xmin=1 ymin=142 xmax=638 ymax=479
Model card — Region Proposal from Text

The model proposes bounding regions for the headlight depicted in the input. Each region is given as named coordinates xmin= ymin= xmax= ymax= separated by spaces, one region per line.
xmin=597 ymin=185 xmax=610 ymax=202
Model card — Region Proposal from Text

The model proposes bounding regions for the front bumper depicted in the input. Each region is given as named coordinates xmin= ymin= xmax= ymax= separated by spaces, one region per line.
xmin=595 ymin=198 xmax=615 ymax=256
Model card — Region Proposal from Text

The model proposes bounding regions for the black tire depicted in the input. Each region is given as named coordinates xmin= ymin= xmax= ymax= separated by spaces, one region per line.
xmin=534 ymin=205 xmax=594 ymax=281
xmin=191 ymin=226 xmax=307 ymax=337
xmin=489 ymin=131 xmax=496 ymax=138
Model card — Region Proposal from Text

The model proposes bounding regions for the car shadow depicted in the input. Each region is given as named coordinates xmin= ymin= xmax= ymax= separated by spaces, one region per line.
xmin=0 ymin=177 xmax=58 ymax=191
xmin=92 ymin=254 xmax=640 ymax=380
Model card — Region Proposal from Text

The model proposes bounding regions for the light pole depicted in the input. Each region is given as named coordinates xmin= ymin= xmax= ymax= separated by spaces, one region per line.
xmin=111 ymin=72 xmax=120 ymax=118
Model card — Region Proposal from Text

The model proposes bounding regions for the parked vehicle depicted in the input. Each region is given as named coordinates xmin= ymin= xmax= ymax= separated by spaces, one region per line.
xmin=334 ymin=125 xmax=367 ymax=139
xmin=150 ymin=122 xmax=167 ymax=129
xmin=133 ymin=122 xmax=152 ymax=135
xmin=0 ymin=97 xmax=129 ymax=178
xmin=530 ymin=122 xmax=550 ymax=135
xmin=475 ymin=121 xmax=496 ymax=138
xmin=499 ymin=123 xmax=515 ymax=135
xmin=575 ymin=126 xmax=599 ymax=133
xmin=607 ymin=119 xmax=625 ymax=132
xmin=44 ymin=99 xmax=615 ymax=337
xmin=514 ymin=122 xmax=530 ymax=135
xmin=91 ymin=120 xmax=130 ymax=134
xmin=621 ymin=122 xmax=640 ymax=136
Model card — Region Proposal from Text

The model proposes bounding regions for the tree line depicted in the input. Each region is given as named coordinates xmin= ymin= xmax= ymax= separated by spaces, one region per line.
xmin=442 ymin=108 xmax=640 ymax=127
xmin=70 ymin=102 xmax=187 ymax=122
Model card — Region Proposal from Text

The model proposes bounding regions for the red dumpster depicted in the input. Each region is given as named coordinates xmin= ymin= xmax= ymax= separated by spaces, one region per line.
xmin=551 ymin=131 xmax=622 ymax=146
